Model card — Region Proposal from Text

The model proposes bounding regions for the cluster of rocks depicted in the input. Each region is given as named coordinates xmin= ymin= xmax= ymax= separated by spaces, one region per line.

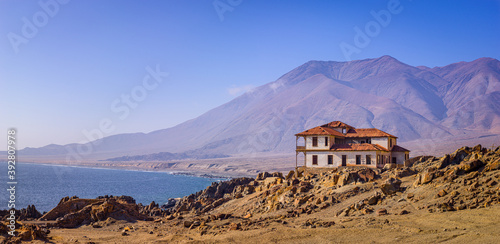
xmin=0 ymin=222 xmax=50 ymax=243
xmin=1 ymin=144 xmax=498 ymax=240
xmin=165 ymin=177 xmax=255 ymax=216
xmin=158 ymin=144 xmax=500 ymax=237
xmin=0 ymin=205 xmax=42 ymax=222
xmin=159 ymin=166 xmax=384 ymax=229
xmin=40 ymin=195 xmax=152 ymax=228
xmin=409 ymin=145 xmax=500 ymax=212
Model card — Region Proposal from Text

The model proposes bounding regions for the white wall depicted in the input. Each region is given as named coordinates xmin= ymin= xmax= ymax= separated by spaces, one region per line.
xmin=305 ymin=136 xmax=331 ymax=150
xmin=306 ymin=151 xmax=377 ymax=168
xmin=392 ymin=151 xmax=407 ymax=165
xmin=372 ymin=137 xmax=389 ymax=149
xmin=305 ymin=151 xmax=337 ymax=167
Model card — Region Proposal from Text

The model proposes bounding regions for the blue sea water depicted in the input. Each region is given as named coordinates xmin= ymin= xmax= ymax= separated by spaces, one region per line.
xmin=0 ymin=162 xmax=223 ymax=212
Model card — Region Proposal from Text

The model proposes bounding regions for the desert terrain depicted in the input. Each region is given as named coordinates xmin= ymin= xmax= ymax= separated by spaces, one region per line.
xmin=2 ymin=144 xmax=500 ymax=243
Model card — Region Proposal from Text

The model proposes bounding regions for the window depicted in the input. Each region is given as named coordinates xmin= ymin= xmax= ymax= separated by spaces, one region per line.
xmin=325 ymin=137 xmax=328 ymax=147
xmin=392 ymin=157 xmax=397 ymax=164
xmin=342 ymin=128 xmax=346 ymax=134
xmin=356 ymin=155 xmax=361 ymax=165
xmin=312 ymin=137 xmax=318 ymax=147
xmin=366 ymin=155 xmax=371 ymax=165
xmin=328 ymin=155 xmax=333 ymax=165
xmin=405 ymin=154 xmax=409 ymax=160
xmin=377 ymin=155 xmax=380 ymax=164
xmin=389 ymin=138 xmax=393 ymax=148
xmin=312 ymin=155 xmax=318 ymax=165
xmin=367 ymin=138 xmax=371 ymax=144
xmin=361 ymin=140 xmax=365 ymax=143
xmin=342 ymin=155 xmax=347 ymax=166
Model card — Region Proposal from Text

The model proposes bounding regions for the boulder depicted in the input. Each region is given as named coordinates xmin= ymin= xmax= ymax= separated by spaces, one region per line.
xmin=437 ymin=189 xmax=448 ymax=198
xmin=256 ymin=172 xmax=283 ymax=181
xmin=414 ymin=167 xmax=437 ymax=186
xmin=383 ymin=163 xmax=397 ymax=170
xmin=366 ymin=193 xmax=381 ymax=205
xmin=229 ymin=222 xmax=241 ymax=230
xmin=337 ymin=172 xmax=351 ymax=186
xmin=162 ymin=198 xmax=177 ymax=209
xmin=376 ymin=208 xmax=388 ymax=216
xmin=458 ymin=160 xmax=485 ymax=174
xmin=19 ymin=205 xmax=42 ymax=220
xmin=437 ymin=154 xmax=451 ymax=169
xmin=485 ymin=158 xmax=500 ymax=171
xmin=395 ymin=168 xmax=416 ymax=178
xmin=450 ymin=147 xmax=471 ymax=165
xmin=294 ymin=196 xmax=311 ymax=207
xmin=380 ymin=178 xmax=402 ymax=195
xmin=357 ymin=168 xmax=377 ymax=182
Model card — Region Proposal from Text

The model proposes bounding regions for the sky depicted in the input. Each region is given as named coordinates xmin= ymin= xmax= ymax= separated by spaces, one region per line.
xmin=1 ymin=0 xmax=499 ymax=150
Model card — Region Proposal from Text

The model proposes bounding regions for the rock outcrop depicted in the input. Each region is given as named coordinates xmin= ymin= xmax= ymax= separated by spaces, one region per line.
xmin=41 ymin=195 xmax=152 ymax=228
xmin=157 ymin=144 xmax=500 ymax=235
xmin=166 ymin=177 xmax=255 ymax=215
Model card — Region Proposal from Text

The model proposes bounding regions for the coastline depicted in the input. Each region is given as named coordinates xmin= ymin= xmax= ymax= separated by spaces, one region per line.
xmin=13 ymin=161 xmax=234 ymax=180
xmin=13 ymin=162 xmax=229 ymax=180
xmin=14 ymin=154 xmax=296 ymax=179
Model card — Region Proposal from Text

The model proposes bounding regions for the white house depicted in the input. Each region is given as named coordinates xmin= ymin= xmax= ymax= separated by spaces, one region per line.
xmin=295 ymin=121 xmax=409 ymax=168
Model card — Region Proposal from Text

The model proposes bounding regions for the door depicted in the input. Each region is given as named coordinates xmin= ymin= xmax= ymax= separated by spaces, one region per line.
xmin=342 ymin=155 xmax=347 ymax=166
xmin=392 ymin=157 xmax=397 ymax=164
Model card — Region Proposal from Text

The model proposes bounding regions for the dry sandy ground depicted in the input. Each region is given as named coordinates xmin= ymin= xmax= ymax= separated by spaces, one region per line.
xmin=32 ymin=204 xmax=500 ymax=244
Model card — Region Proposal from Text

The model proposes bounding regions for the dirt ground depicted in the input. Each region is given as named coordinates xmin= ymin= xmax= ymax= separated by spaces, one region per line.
xmin=26 ymin=204 xmax=497 ymax=244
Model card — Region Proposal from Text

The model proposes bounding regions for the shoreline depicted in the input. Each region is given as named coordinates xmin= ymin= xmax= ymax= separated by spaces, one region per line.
xmin=0 ymin=162 xmax=232 ymax=213
xmin=10 ymin=161 xmax=237 ymax=180
xmin=9 ymin=154 xmax=296 ymax=179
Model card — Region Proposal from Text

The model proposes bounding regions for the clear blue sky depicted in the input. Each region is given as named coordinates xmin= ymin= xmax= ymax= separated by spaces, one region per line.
xmin=1 ymin=0 xmax=499 ymax=149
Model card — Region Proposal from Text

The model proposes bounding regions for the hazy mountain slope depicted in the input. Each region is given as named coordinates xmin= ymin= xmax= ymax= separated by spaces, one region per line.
xmin=420 ymin=58 xmax=500 ymax=132
xmin=13 ymin=56 xmax=500 ymax=160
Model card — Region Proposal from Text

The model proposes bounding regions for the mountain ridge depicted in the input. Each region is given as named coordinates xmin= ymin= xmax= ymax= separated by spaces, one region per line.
xmin=9 ymin=56 xmax=500 ymax=161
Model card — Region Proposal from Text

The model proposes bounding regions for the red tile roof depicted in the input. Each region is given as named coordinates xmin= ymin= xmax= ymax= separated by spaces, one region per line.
xmin=345 ymin=128 xmax=397 ymax=138
xmin=320 ymin=121 xmax=355 ymax=129
xmin=391 ymin=145 xmax=410 ymax=152
xmin=295 ymin=126 xmax=345 ymax=137
xmin=296 ymin=121 xmax=397 ymax=139
xmin=330 ymin=143 xmax=389 ymax=152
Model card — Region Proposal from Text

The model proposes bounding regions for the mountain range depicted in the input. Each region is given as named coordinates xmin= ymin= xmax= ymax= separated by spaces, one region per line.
xmin=14 ymin=56 xmax=500 ymax=162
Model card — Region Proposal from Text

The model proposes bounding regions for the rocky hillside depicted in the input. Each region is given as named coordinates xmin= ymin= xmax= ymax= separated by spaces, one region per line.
xmin=1 ymin=144 xmax=499 ymax=243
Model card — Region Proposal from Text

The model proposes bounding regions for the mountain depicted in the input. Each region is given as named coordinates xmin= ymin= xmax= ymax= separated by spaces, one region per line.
xmin=13 ymin=56 xmax=500 ymax=161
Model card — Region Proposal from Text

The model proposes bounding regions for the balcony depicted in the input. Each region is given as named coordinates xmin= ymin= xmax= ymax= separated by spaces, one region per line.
xmin=296 ymin=146 xmax=306 ymax=151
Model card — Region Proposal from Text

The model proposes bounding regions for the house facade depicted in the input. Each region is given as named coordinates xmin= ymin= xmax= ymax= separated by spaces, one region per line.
xmin=295 ymin=121 xmax=409 ymax=168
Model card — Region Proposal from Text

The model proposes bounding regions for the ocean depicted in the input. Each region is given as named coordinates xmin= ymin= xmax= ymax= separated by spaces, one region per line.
xmin=0 ymin=162 xmax=223 ymax=212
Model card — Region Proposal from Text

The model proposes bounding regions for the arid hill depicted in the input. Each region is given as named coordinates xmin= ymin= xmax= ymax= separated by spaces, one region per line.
xmin=12 ymin=56 xmax=500 ymax=162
